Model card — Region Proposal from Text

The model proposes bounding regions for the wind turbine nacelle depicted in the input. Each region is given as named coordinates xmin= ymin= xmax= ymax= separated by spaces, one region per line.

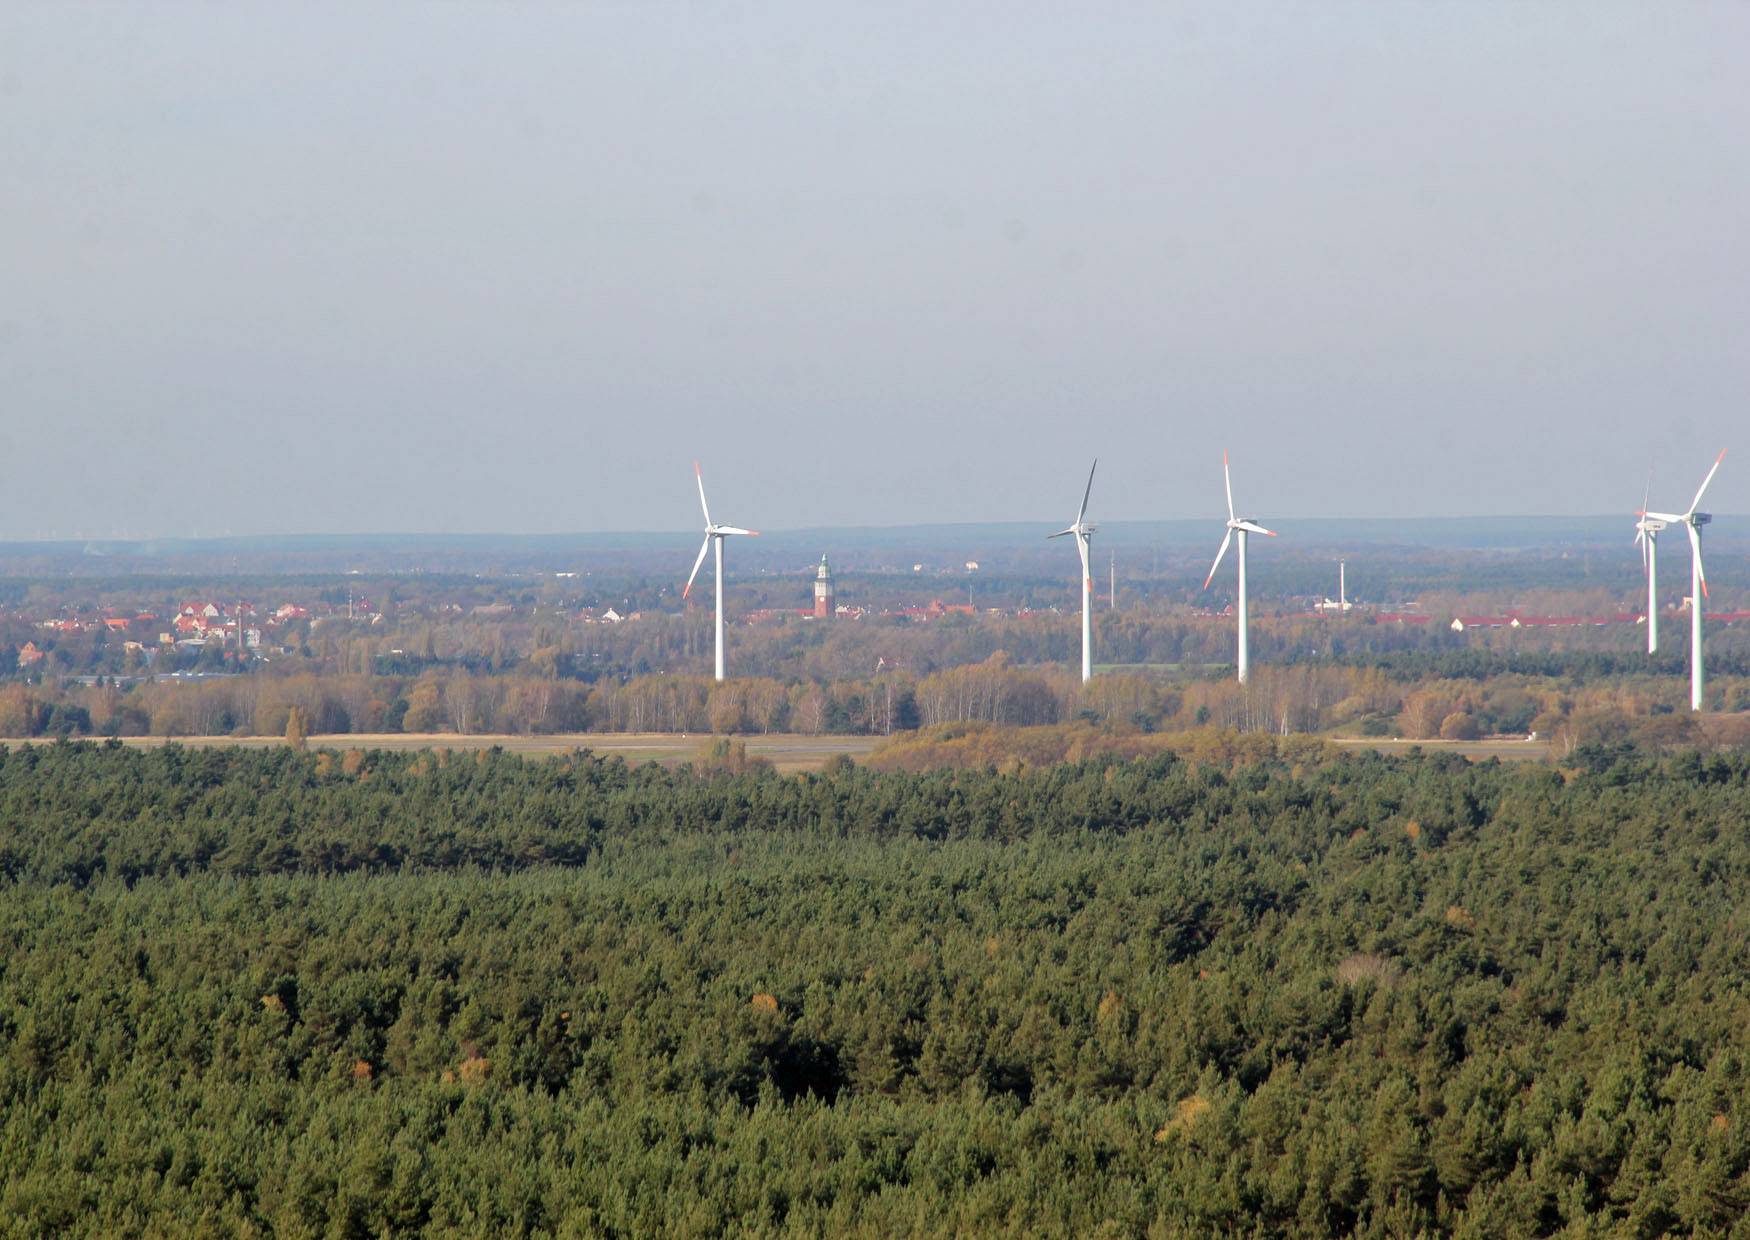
xmin=1692 ymin=512 xmax=1713 ymax=527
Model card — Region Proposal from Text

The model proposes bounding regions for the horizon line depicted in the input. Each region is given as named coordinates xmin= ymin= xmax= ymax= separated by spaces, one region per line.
xmin=1 ymin=512 xmax=1734 ymax=546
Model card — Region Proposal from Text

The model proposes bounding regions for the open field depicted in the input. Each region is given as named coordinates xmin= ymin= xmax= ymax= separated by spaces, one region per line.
xmin=0 ymin=730 xmax=1564 ymax=767
xmin=1329 ymin=736 xmax=1554 ymax=761
xmin=19 ymin=725 xmax=1749 ymax=769
xmin=2 ymin=732 xmax=884 ymax=772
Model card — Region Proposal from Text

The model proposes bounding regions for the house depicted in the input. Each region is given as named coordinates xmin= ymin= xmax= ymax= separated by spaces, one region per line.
xmin=103 ymin=618 xmax=131 ymax=632
xmin=1450 ymin=616 xmax=1512 ymax=632
xmin=599 ymin=607 xmax=624 ymax=624
xmin=17 ymin=642 xmax=45 ymax=668
xmin=894 ymin=600 xmax=978 ymax=622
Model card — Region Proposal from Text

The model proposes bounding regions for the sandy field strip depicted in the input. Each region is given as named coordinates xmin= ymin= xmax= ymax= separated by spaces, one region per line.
xmin=1330 ymin=736 xmax=1553 ymax=761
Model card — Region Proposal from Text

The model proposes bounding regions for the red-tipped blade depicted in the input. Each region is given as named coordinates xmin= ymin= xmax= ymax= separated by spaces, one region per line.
xmin=1686 ymin=522 xmax=1708 ymax=600
xmin=682 ymin=534 xmax=711 ymax=599
xmin=1687 ymin=449 xmax=1727 ymax=516
xmin=1203 ymin=528 xmax=1233 ymax=589
xmin=693 ymin=462 xmax=713 ymax=526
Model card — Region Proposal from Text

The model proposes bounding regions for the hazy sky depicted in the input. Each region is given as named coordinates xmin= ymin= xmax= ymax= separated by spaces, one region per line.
xmin=4 ymin=3 xmax=1747 ymax=537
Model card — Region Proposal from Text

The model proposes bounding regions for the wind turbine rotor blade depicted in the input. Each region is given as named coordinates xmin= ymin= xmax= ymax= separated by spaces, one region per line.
xmin=1237 ymin=521 xmax=1275 ymax=536
xmin=1689 ymin=522 xmax=1708 ymax=598
xmin=1047 ymin=528 xmax=1077 ymax=540
xmin=715 ymin=526 xmax=757 ymax=536
xmin=694 ymin=462 xmax=713 ymax=527
xmin=682 ymin=535 xmax=712 ymax=598
xmin=1202 ymin=529 xmax=1233 ymax=590
xmin=1222 ymin=450 xmax=1235 ymax=521
xmin=1076 ymin=460 xmax=1097 ymax=528
xmin=1688 ymin=450 xmax=1726 ymax=515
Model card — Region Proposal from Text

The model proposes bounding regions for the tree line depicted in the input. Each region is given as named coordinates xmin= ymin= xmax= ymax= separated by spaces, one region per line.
xmin=2 ymin=651 xmax=1748 ymax=747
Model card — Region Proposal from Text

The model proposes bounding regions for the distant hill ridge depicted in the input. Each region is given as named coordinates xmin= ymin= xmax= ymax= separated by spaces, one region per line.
xmin=10 ymin=513 xmax=1743 ymax=559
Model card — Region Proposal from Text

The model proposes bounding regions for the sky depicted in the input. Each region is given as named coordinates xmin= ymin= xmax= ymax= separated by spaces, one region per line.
xmin=3 ymin=3 xmax=1747 ymax=538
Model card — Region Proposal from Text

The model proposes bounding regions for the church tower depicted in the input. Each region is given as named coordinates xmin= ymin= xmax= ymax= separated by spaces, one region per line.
xmin=814 ymin=554 xmax=835 ymax=619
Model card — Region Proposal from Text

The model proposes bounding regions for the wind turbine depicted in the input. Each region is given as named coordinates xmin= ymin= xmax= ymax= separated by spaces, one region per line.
xmin=1633 ymin=475 xmax=1666 ymax=655
xmin=1047 ymin=460 xmax=1097 ymax=682
xmin=1643 ymin=450 xmax=1725 ymax=711
xmin=682 ymin=463 xmax=757 ymax=682
xmin=1202 ymin=451 xmax=1275 ymax=684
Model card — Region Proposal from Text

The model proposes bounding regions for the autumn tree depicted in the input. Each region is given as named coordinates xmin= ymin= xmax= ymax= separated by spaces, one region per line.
xmin=284 ymin=706 xmax=307 ymax=750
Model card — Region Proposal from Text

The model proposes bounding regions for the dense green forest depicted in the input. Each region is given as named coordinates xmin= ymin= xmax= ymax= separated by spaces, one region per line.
xmin=4 ymin=740 xmax=1750 ymax=1235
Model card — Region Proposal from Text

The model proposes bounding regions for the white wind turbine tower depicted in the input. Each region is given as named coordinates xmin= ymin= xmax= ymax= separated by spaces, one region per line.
xmin=1633 ymin=476 xmax=1667 ymax=655
xmin=1643 ymin=450 xmax=1725 ymax=711
xmin=1047 ymin=460 xmax=1098 ymax=682
xmin=682 ymin=463 xmax=758 ymax=682
xmin=1202 ymin=451 xmax=1276 ymax=685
